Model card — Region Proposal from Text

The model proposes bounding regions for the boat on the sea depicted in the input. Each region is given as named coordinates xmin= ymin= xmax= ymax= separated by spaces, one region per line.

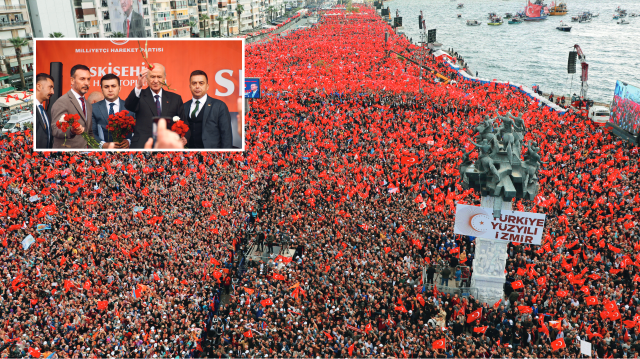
xmin=579 ymin=14 xmax=592 ymax=23
xmin=505 ymin=13 xmax=513 ymax=19
xmin=630 ymin=13 xmax=638 ymax=17
xmin=488 ymin=17 xmax=504 ymax=25
xmin=488 ymin=12 xmax=497 ymax=19
xmin=457 ymin=14 xmax=462 ymax=18
xmin=571 ymin=16 xmax=579 ymax=22
xmin=466 ymin=19 xmax=482 ymax=26
xmin=591 ymin=13 xmax=599 ymax=17
xmin=549 ymin=1 xmax=567 ymax=15
xmin=524 ymin=0 xmax=549 ymax=21
xmin=556 ymin=21 xmax=571 ymax=31
xmin=617 ymin=19 xmax=629 ymax=24
xmin=457 ymin=3 xmax=464 ymax=9
xmin=508 ymin=18 xmax=524 ymax=24
xmin=613 ymin=15 xmax=620 ymax=20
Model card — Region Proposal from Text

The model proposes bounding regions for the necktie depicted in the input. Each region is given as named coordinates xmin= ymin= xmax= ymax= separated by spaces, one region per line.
xmin=127 ymin=19 xmax=131 ymax=37
xmin=155 ymin=95 xmax=161 ymax=116
xmin=109 ymin=102 xmax=115 ymax=116
xmin=79 ymin=96 xmax=86 ymax=117
xmin=191 ymin=100 xmax=200 ymax=119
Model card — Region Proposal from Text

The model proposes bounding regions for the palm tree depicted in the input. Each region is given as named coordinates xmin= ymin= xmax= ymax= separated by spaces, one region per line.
xmin=218 ymin=15 xmax=224 ymax=37
xmin=236 ymin=4 xmax=244 ymax=34
xmin=188 ymin=20 xmax=197 ymax=36
xmin=225 ymin=15 xmax=233 ymax=36
xmin=267 ymin=5 xmax=275 ymax=23
xmin=112 ymin=32 xmax=126 ymax=37
xmin=199 ymin=14 xmax=208 ymax=37
xmin=49 ymin=32 xmax=64 ymax=38
xmin=9 ymin=37 xmax=28 ymax=90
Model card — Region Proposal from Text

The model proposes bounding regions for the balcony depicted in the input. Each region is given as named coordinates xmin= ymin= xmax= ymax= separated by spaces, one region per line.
xmin=174 ymin=29 xmax=190 ymax=37
xmin=172 ymin=20 xmax=189 ymax=28
xmin=0 ymin=37 xmax=32 ymax=47
xmin=5 ymin=51 xmax=33 ymax=60
xmin=79 ymin=26 xmax=99 ymax=34
xmin=0 ymin=20 xmax=28 ymax=28
xmin=173 ymin=14 xmax=188 ymax=20
xmin=154 ymin=15 xmax=172 ymax=22
xmin=188 ymin=0 xmax=197 ymax=5
xmin=0 ymin=4 xmax=26 ymax=12
xmin=170 ymin=2 xmax=187 ymax=9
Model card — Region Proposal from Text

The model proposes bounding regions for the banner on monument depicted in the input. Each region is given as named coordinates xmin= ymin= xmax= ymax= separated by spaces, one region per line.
xmin=454 ymin=204 xmax=546 ymax=245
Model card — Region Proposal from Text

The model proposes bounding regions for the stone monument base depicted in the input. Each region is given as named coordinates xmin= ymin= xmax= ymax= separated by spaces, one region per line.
xmin=469 ymin=197 xmax=511 ymax=305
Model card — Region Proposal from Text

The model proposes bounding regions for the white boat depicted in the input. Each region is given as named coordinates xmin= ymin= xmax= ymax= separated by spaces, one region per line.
xmin=556 ymin=21 xmax=572 ymax=31
xmin=630 ymin=13 xmax=638 ymax=17
xmin=466 ymin=19 xmax=482 ymax=26
xmin=617 ymin=19 xmax=629 ymax=24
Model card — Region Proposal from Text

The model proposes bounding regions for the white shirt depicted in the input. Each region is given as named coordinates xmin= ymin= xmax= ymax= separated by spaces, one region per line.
xmin=105 ymin=98 xmax=119 ymax=115
xmin=70 ymin=88 xmax=86 ymax=115
xmin=189 ymin=94 xmax=207 ymax=118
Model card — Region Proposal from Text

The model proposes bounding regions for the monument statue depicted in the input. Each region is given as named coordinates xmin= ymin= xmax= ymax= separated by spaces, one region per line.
xmin=459 ymin=111 xmax=542 ymax=218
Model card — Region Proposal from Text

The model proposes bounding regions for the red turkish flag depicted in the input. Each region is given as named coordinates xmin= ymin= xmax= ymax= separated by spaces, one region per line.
xmin=97 ymin=300 xmax=108 ymax=310
xmin=580 ymin=286 xmax=590 ymax=295
xmin=28 ymin=347 xmax=41 ymax=358
xmin=493 ymin=298 xmax=502 ymax=309
xmin=364 ymin=323 xmax=373 ymax=333
xmin=432 ymin=338 xmax=446 ymax=350
xmin=585 ymin=296 xmax=598 ymax=306
xmin=511 ymin=280 xmax=524 ymax=289
xmin=473 ymin=326 xmax=488 ymax=334
xmin=557 ymin=290 xmax=568 ymax=297
xmin=83 ymin=280 xmax=91 ymax=291
xmin=536 ymin=276 xmax=546 ymax=286
xmin=273 ymin=273 xmax=286 ymax=281
xmin=243 ymin=330 xmax=253 ymax=338
xmin=383 ymin=247 xmax=391 ymax=254
xmin=518 ymin=306 xmax=533 ymax=314
xmin=401 ymin=156 xmax=419 ymax=165
xmin=416 ymin=293 xmax=425 ymax=306
xmin=551 ymin=338 xmax=566 ymax=351
xmin=415 ymin=194 xmax=424 ymax=203
xmin=450 ymin=247 xmax=460 ymax=254
xmin=261 ymin=298 xmax=273 ymax=307
xmin=466 ymin=308 xmax=482 ymax=323
xmin=153 ymin=272 xmax=160 ymax=281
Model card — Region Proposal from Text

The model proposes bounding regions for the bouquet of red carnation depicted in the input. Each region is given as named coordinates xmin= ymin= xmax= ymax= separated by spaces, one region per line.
xmin=172 ymin=120 xmax=189 ymax=138
xmin=56 ymin=113 xmax=100 ymax=148
xmin=106 ymin=110 xmax=136 ymax=144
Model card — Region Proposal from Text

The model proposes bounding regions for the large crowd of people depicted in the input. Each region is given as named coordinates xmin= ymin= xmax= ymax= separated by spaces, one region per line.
xmin=1 ymin=4 xmax=639 ymax=359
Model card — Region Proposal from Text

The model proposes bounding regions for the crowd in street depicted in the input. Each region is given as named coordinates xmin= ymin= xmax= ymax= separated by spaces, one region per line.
xmin=1 ymin=4 xmax=640 ymax=359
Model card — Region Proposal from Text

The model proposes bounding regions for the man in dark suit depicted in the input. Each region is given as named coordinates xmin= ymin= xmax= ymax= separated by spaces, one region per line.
xmin=184 ymin=70 xmax=233 ymax=149
xmin=247 ymin=83 xmax=260 ymax=98
xmin=121 ymin=0 xmax=145 ymax=38
xmin=92 ymin=74 xmax=135 ymax=149
xmin=50 ymin=64 xmax=94 ymax=149
xmin=125 ymin=63 xmax=187 ymax=149
xmin=34 ymin=73 xmax=54 ymax=150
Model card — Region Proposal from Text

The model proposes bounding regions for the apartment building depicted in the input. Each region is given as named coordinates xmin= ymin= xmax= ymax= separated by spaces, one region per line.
xmin=27 ymin=0 xmax=77 ymax=38
xmin=0 ymin=0 xmax=33 ymax=92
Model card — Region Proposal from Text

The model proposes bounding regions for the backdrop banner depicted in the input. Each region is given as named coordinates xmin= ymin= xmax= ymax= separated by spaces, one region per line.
xmin=454 ymin=204 xmax=546 ymax=245
xmin=35 ymin=39 xmax=243 ymax=112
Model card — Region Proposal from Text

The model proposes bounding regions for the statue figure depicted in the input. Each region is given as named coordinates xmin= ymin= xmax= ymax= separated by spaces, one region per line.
xmin=496 ymin=111 xmax=525 ymax=165
xmin=469 ymin=138 xmax=500 ymax=180
xmin=522 ymin=140 xmax=546 ymax=188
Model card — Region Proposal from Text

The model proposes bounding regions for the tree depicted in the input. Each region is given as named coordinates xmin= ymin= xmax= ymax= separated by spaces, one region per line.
xmin=225 ymin=15 xmax=234 ymax=36
xmin=199 ymin=14 xmax=209 ymax=37
xmin=49 ymin=32 xmax=64 ymax=38
xmin=268 ymin=6 xmax=275 ymax=23
xmin=236 ymin=4 xmax=244 ymax=33
xmin=218 ymin=15 xmax=224 ymax=37
xmin=9 ymin=37 xmax=28 ymax=90
xmin=112 ymin=32 xmax=126 ymax=37
xmin=188 ymin=20 xmax=197 ymax=36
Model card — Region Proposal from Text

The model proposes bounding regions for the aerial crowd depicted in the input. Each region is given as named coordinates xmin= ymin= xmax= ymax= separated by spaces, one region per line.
xmin=1 ymin=4 xmax=639 ymax=359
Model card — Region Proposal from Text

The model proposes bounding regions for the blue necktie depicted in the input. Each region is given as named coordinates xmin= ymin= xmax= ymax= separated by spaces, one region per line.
xmin=109 ymin=102 xmax=115 ymax=116
xmin=38 ymin=105 xmax=50 ymax=146
xmin=155 ymin=95 xmax=161 ymax=116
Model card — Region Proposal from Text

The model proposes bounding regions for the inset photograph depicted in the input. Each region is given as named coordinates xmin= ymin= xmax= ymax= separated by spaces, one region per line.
xmin=34 ymin=39 xmax=243 ymax=151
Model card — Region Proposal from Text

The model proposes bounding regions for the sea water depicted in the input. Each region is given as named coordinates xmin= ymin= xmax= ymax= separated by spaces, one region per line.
xmin=388 ymin=0 xmax=640 ymax=103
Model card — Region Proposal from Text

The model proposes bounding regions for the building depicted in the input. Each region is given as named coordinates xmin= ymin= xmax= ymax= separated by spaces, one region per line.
xmin=27 ymin=0 xmax=78 ymax=38
xmin=73 ymin=0 xmax=153 ymax=38
xmin=0 ymin=0 xmax=33 ymax=93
